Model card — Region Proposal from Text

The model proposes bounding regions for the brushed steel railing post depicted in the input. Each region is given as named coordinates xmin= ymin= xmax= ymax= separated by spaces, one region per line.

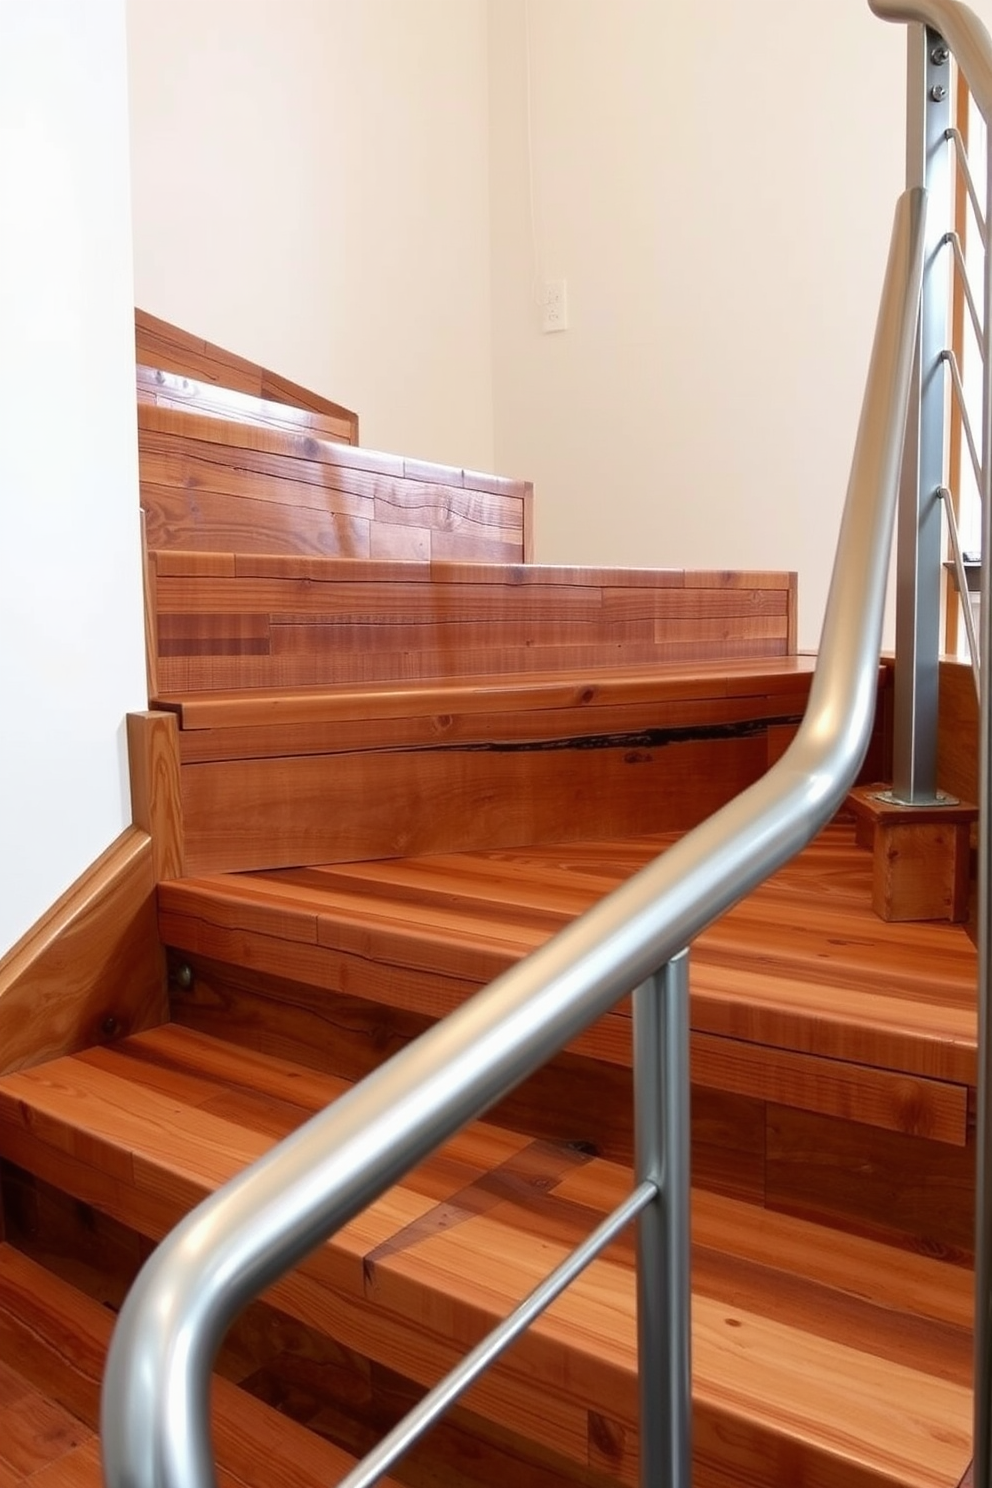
xmin=633 ymin=952 xmax=691 ymax=1488
xmin=891 ymin=24 xmax=952 ymax=803
xmin=973 ymin=131 xmax=992 ymax=1488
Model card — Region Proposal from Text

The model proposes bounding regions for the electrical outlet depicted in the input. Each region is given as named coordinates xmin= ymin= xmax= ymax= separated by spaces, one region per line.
xmin=542 ymin=279 xmax=568 ymax=333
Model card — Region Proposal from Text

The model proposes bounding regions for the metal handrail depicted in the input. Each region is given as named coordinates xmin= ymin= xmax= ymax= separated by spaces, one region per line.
xmin=870 ymin=0 xmax=992 ymax=121
xmin=100 ymin=188 xmax=926 ymax=1488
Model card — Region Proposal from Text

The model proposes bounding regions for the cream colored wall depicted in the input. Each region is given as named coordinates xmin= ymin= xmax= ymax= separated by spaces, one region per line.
xmin=488 ymin=0 xmax=921 ymax=648
xmin=0 ymin=1 xmax=146 ymax=956
xmin=126 ymin=0 xmax=494 ymax=471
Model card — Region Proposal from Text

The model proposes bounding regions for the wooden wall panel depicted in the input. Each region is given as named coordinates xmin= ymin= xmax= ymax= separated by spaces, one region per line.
xmin=0 ymin=830 xmax=168 ymax=1075
xmin=135 ymin=308 xmax=360 ymax=439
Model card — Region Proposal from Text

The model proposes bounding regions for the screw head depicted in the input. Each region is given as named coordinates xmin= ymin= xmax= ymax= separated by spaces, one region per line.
xmin=931 ymin=83 xmax=948 ymax=102
xmin=931 ymin=43 xmax=950 ymax=65
xmin=173 ymin=962 xmax=194 ymax=990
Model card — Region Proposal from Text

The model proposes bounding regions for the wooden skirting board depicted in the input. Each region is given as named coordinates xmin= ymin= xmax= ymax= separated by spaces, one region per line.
xmin=0 ymin=829 xmax=168 ymax=1076
xmin=135 ymin=307 xmax=360 ymax=439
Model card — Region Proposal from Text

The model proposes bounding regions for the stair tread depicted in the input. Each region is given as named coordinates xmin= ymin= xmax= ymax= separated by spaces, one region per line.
xmin=0 ymin=1242 xmax=402 ymax=1488
xmin=160 ymin=822 xmax=977 ymax=1084
xmin=0 ymin=1025 xmax=972 ymax=1487
xmin=155 ymin=652 xmax=819 ymax=729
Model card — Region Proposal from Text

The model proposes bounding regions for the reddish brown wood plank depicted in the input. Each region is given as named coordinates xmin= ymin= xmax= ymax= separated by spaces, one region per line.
xmin=127 ymin=712 xmax=185 ymax=882
xmin=172 ymin=691 xmax=814 ymax=765
xmin=177 ymin=733 xmax=769 ymax=873
xmin=157 ymin=656 xmax=819 ymax=730
xmin=137 ymin=365 xmax=355 ymax=445
xmin=0 ymin=830 xmax=167 ymax=1076
xmin=135 ymin=308 xmax=359 ymax=438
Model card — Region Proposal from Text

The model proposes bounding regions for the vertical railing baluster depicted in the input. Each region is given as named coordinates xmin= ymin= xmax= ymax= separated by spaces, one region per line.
xmin=892 ymin=24 xmax=952 ymax=804
xmin=973 ymin=121 xmax=992 ymax=1488
xmin=633 ymin=952 xmax=691 ymax=1488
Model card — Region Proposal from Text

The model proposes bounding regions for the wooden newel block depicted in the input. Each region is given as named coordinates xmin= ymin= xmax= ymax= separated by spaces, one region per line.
xmin=846 ymin=784 xmax=977 ymax=923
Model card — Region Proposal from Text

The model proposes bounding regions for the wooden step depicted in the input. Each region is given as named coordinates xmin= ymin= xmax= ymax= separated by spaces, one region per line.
xmin=160 ymin=818 xmax=977 ymax=1254
xmin=0 ymin=1024 xmax=973 ymax=1488
xmin=0 ymin=1240 xmax=403 ymax=1488
xmin=139 ymin=406 xmax=532 ymax=565
xmin=134 ymin=650 xmax=828 ymax=875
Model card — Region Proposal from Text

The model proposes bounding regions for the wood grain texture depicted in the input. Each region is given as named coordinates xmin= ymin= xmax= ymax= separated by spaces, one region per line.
xmin=137 ymin=364 xmax=356 ymax=445
xmin=160 ymin=654 xmax=820 ymax=733
xmin=0 ymin=1243 xmax=405 ymax=1488
xmin=847 ymin=784 xmax=977 ymax=922
xmin=140 ymin=510 xmax=158 ymax=703
xmin=0 ymin=830 xmax=167 ymax=1076
xmin=177 ymin=732 xmax=771 ymax=873
xmin=149 ymin=559 xmax=798 ymax=695
xmin=939 ymin=658 xmax=980 ymax=806
xmin=127 ymin=712 xmax=184 ymax=881
xmin=0 ymin=1026 xmax=972 ymax=1488
xmin=162 ymin=820 xmax=976 ymax=1085
xmin=138 ymin=404 xmax=529 ymax=566
xmin=135 ymin=308 xmax=359 ymax=438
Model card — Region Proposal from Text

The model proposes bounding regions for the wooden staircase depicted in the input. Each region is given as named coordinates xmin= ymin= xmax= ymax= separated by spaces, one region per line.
xmin=0 ymin=313 xmax=979 ymax=1488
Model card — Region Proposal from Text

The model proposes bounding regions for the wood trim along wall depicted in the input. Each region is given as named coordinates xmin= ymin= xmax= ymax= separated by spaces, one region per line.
xmin=0 ymin=829 xmax=168 ymax=1076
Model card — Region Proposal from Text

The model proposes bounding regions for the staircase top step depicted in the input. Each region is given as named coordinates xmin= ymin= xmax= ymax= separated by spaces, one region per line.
xmin=0 ymin=1240 xmax=403 ymax=1488
xmin=0 ymin=1023 xmax=972 ymax=1488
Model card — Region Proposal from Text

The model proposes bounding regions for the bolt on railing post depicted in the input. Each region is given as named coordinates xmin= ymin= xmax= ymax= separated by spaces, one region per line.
xmin=891 ymin=24 xmax=952 ymax=804
xmin=972 ymin=126 xmax=992 ymax=1488
xmin=633 ymin=951 xmax=691 ymax=1488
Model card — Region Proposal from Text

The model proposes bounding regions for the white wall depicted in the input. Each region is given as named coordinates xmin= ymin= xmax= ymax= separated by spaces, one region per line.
xmin=126 ymin=0 xmax=494 ymax=471
xmin=488 ymin=0 xmax=921 ymax=648
xmin=0 ymin=1 xmax=146 ymax=956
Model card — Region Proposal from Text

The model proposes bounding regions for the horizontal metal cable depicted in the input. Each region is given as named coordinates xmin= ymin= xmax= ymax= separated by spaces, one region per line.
xmin=943 ymin=347 xmax=986 ymax=492
xmin=947 ymin=125 xmax=989 ymax=244
xmin=336 ymin=1179 xmax=659 ymax=1488
xmin=946 ymin=229 xmax=986 ymax=348
xmin=940 ymin=485 xmax=982 ymax=696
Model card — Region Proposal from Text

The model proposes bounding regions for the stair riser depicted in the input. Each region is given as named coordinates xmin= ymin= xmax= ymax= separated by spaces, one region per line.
xmin=177 ymin=731 xmax=776 ymax=874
